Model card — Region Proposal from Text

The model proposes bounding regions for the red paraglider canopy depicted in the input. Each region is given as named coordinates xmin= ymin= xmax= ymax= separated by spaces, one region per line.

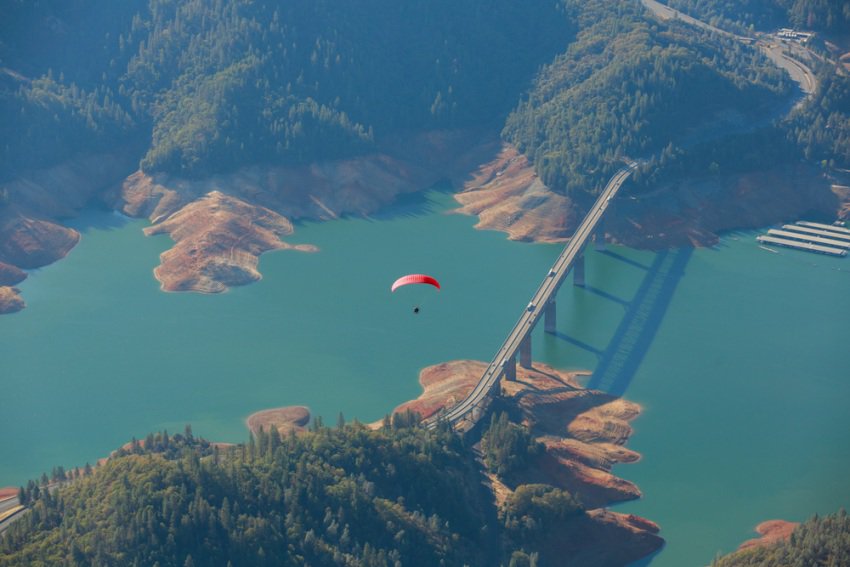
xmin=391 ymin=274 xmax=441 ymax=293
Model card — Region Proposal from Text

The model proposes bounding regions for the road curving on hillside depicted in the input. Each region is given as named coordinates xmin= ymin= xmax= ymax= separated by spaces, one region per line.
xmin=640 ymin=0 xmax=817 ymax=99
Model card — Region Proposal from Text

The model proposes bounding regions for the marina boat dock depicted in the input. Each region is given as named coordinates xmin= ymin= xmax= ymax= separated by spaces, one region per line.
xmin=767 ymin=229 xmax=850 ymax=249
xmin=781 ymin=224 xmax=850 ymax=243
xmin=796 ymin=221 xmax=850 ymax=235
xmin=756 ymin=221 xmax=849 ymax=257
xmin=756 ymin=235 xmax=847 ymax=256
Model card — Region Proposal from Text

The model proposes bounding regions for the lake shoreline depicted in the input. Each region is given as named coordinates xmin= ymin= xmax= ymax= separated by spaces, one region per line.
xmin=0 ymin=358 xmax=660 ymax=564
xmin=737 ymin=519 xmax=799 ymax=551
xmin=318 ymin=359 xmax=660 ymax=566
xmin=2 ymin=130 xmax=847 ymax=315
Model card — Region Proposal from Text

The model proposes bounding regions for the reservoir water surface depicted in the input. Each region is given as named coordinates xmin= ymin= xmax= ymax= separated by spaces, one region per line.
xmin=1 ymin=189 xmax=848 ymax=566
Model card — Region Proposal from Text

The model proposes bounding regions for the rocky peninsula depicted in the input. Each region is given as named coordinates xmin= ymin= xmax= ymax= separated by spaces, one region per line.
xmin=0 ymin=152 xmax=136 ymax=314
xmin=737 ymin=519 xmax=799 ymax=551
xmin=393 ymin=360 xmax=662 ymax=567
xmin=454 ymin=143 xmax=845 ymax=250
xmin=251 ymin=359 xmax=663 ymax=566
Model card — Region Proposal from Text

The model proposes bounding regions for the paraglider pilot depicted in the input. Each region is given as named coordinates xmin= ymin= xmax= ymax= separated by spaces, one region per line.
xmin=391 ymin=274 xmax=440 ymax=316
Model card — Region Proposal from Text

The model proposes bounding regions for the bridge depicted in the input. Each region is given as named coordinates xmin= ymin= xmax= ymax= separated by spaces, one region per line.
xmin=426 ymin=162 xmax=638 ymax=431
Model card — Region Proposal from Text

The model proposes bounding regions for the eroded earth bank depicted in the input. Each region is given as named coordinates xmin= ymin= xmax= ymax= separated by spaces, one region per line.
xmin=2 ymin=130 xmax=848 ymax=314
xmin=251 ymin=361 xmax=664 ymax=566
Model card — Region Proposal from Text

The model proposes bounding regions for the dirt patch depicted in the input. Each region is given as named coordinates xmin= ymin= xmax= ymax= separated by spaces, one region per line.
xmin=499 ymin=364 xmax=645 ymax=509
xmin=142 ymin=191 xmax=318 ymax=293
xmin=738 ymin=519 xmax=799 ymax=551
xmin=0 ymin=286 xmax=25 ymax=314
xmin=387 ymin=360 xmax=484 ymax=422
xmin=0 ymin=214 xmax=79 ymax=270
xmin=389 ymin=361 xmax=644 ymax=508
xmin=387 ymin=360 xmax=662 ymax=564
xmin=246 ymin=406 xmax=311 ymax=437
xmin=453 ymin=142 xmax=846 ymax=250
xmin=0 ymin=262 xmax=26 ymax=286
xmin=0 ymin=487 xmax=18 ymax=501
xmin=0 ymin=152 xmax=135 ymax=271
xmin=108 ymin=130 xmax=505 ymax=296
xmin=453 ymin=144 xmax=578 ymax=242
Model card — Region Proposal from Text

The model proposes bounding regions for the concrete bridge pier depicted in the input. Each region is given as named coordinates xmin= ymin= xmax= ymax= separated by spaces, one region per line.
xmin=544 ymin=299 xmax=556 ymax=334
xmin=503 ymin=354 xmax=517 ymax=381
xmin=594 ymin=220 xmax=606 ymax=251
xmin=471 ymin=404 xmax=482 ymax=422
xmin=519 ymin=334 xmax=532 ymax=368
xmin=573 ymin=252 xmax=586 ymax=287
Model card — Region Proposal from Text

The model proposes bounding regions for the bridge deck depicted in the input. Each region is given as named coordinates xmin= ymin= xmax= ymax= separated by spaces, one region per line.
xmin=426 ymin=163 xmax=637 ymax=429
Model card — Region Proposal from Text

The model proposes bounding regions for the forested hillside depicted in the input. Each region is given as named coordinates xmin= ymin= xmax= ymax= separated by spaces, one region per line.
xmin=0 ymin=0 xmax=571 ymax=180
xmin=665 ymin=0 xmax=850 ymax=34
xmin=1 ymin=0 xmax=846 ymax=200
xmin=0 ymin=423 xmax=502 ymax=567
xmin=710 ymin=510 xmax=850 ymax=567
xmin=503 ymin=0 xmax=793 ymax=194
xmin=784 ymin=69 xmax=850 ymax=167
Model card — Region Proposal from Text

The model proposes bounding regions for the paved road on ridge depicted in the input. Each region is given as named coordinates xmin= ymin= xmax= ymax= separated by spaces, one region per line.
xmin=640 ymin=0 xmax=817 ymax=97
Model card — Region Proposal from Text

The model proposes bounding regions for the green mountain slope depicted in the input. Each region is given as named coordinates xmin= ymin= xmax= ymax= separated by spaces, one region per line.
xmin=502 ymin=0 xmax=794 ymax=195
xmin=711 ymin=510 xmax=850 ymax=567
xmin=0 ymin=424 xmax=500 ymax=567
xmin=1 ymin=0 xmax=572 ymax=179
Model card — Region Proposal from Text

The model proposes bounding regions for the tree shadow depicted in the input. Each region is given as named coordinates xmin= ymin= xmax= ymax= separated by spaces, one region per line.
xmin=585 ymin=247 xmax=693 ymax=396
xmin=363 ymin=180 xmax=458 ymax=221
xmin=66 ymin=207 xmax=134 ymax=233
xmin=625 ymin=547 xmax=665 ymax=567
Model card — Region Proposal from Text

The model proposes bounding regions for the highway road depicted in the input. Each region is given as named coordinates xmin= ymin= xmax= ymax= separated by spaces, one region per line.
xmin=0 ymin=494 xmax=24 ymax=534
xmin=640 ymin=0 xmax=817 ymax=98
xmin=426 ymin=162 xmax=637 ymax=430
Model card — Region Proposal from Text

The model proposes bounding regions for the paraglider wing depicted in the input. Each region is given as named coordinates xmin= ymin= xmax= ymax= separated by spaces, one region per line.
xmin=390 ymin=274 xmax=441 ymax=293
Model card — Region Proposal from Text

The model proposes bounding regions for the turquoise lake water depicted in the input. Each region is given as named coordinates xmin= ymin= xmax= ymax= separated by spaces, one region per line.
xmin=1 ymin=189 xmax=848 ymax=566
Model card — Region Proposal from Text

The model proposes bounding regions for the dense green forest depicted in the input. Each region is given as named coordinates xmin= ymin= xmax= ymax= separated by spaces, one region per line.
xmin=0 ymin=0 xmax=571 ymax=179
xmin=0 ymin=423 xmax=501 ymax=566
xmin=502 ymin=0 xmax=795 ymax=194
xmin=710 ymin=510 xmax=850 ymax=567
xmin=0 ymin=415 xmax=601 ymax=567
xmin=665 ymin=0 xmax=850 ymax=34
xmin=1 ymin=0 xmax=848 ymax=194
xmin=785 ymin=69 xmax=850 ymax=167
xmin=481 ymin=412 xmax=543 ymax=479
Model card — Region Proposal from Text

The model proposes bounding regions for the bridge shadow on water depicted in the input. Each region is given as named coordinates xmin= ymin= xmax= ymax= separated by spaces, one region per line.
xmin=550 ymin=331 xmax=604 ymax=357
xmin=598 ymin=248 xmax=653 ymax=272
xmin=579 ymin=247 xmax=693 ymax=397
xmin=581 ymin=284 xmax=630 ymax=308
